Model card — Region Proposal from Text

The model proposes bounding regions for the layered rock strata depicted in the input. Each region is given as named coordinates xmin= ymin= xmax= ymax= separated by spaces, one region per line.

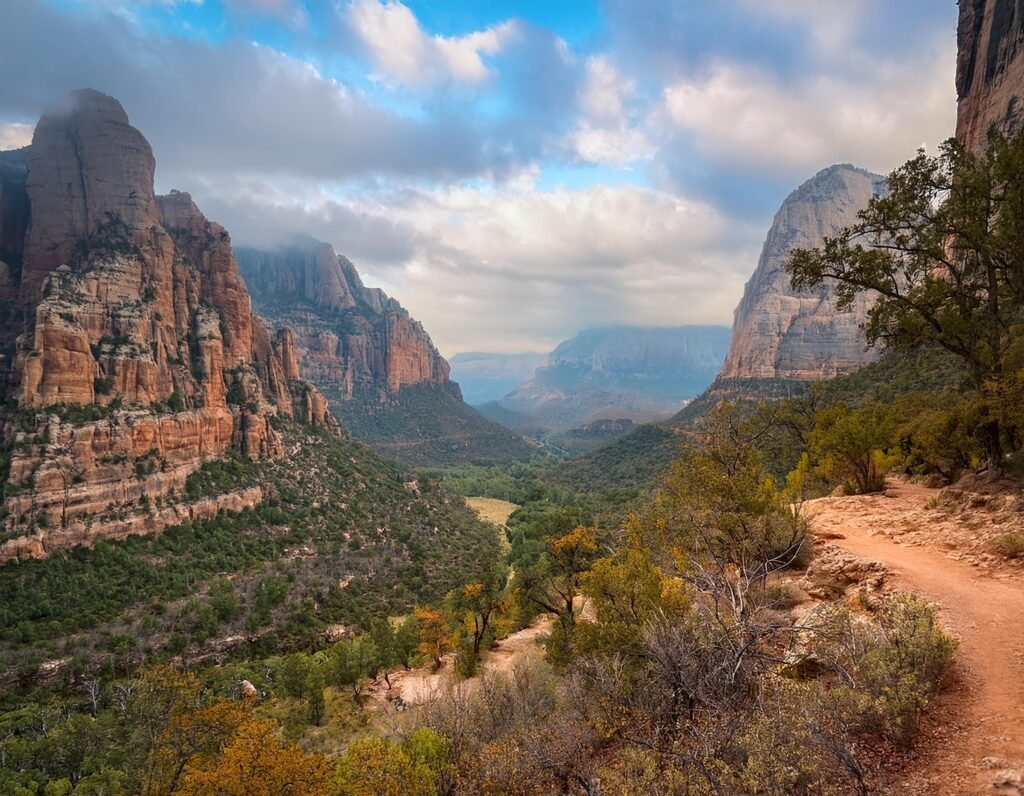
xmin=237 ymin=240 xmax=532 ymax=465
xmin=0 ymin=90 xmax=336 ymax=560
xmin=718 ymin=165 xmax=885 ymax=382
xmin=957 ymin=0 xmax=1024 ymax=152
xmin=238 ymin=240 xmax=450 ymax=403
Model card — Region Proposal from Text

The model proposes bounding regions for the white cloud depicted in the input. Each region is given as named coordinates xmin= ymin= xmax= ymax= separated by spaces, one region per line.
xmin=737 ymin=0 xmax=868 ymax=55
xmin=222 ymin=0 xmax=308 ymax=29
xmin=331 ymin=181 xmax=757 ymax=353
xmin=0 ymin=122 xmax=33 ymax=150
xmin=569 ymin=121 xmax=654 ymax=168
xmin=580 ymin=55 xmax=632 ymax=120
xmin=190 ymin=174 xmax=757 ymax=354
xmin=662 ymin=42 xmax=956 ymax=175
xmin=568 ymin=56 xmax=653 ymax=168
xmin=346 ymin=0 xmax=520 ymax=86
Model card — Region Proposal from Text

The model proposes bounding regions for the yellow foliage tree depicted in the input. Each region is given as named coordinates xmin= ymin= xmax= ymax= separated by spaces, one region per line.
xmin=173 ymin=716 xmax=332 ymax=796
xmin=414 ymin=606 xmax=452 ymax=669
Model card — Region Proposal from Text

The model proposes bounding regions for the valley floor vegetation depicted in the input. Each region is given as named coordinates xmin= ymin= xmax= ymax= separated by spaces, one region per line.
xmin=6 ymin=132 xmax=1024 ymax=793
xmin=0 ymin=401 xmax=958 ymax=795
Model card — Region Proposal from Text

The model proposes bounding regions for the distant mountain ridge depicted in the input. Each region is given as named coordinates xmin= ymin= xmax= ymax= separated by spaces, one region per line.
xmin=499 ymin=325 xmax=730 ymax=430
xmin=236 ymin=239 xmax=534 ymax=465
xmin=448 ymin=351 xmax=547 ymax=406
xmin=551 ymin=164 xmax=891 ymax=490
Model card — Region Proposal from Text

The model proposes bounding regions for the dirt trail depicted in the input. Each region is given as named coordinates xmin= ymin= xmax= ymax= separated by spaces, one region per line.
xmin=807 ymin=482 xmax=1024 ymax=794
xmin=369 ymin=613 xmax=554 ymax=706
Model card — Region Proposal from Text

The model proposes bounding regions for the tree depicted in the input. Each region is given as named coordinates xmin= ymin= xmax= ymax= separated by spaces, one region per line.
xmin=655 ymin=403 xmax=808 ymax=618
xmin=328 ymin=638 xmax=379 ymax=702
xmin=577 ymin=525 xmax=690 ymax=659
xmin=519 ymin=525 xmax=598 ymax=636
xmin=370 ymin=619 xmax=399 ymax=687
xmin=786 ymin=134 xmax=1024 ymax=465
xmin=81 ymin=678 xmax=103 ymax=717
xmin=276 ymin=653 xmax=310 ymax=699
xmin=208 ymin=579 xmax=239 ymax=623
xmin=393 ymin=616 xmax=419 ymax=670
xmin=305 ymin=666 xmax=326 ymax=726
xmin=808 ymin=403 xmax=899 ymax=494
xmin=143 ymin=690 xmax=250 ymax=794
xmin=173 ymin=717 xmax=332 ymax=796
xmin=448 ymin=568 xmax=506 ymax=656
xmin=414 ymin=607 xmax=451 ymax=670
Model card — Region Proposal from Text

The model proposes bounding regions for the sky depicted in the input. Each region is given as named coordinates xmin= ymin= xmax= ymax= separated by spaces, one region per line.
xmin=0 ymin=0 xmax=958 ymax=356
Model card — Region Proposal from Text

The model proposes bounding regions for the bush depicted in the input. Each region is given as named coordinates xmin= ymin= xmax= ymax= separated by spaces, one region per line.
xmin=454 ymin=638 xmax=477 ymax=679
xmin=334 ymin=729 xmax=449 ymax=796
xmin=838 ymin=594 xmax=955 ymax=746
xmin=809 ymin=403 xmax=899 ymax=494
xmin=992 ymin=533 xmax=1024 ymax=559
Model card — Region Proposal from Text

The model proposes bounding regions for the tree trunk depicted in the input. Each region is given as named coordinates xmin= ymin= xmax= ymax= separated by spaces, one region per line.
xmin=981 ymin=419 xmax=1004 ymax=472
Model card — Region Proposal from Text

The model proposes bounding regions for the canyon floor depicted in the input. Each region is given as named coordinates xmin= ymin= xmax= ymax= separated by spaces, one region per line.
xmin=807 ymin=482 xmax=1024 ymax=795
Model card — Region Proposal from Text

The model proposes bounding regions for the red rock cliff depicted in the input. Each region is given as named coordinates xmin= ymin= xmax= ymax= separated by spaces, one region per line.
xmin=0 ymin=90 xmax=336 ymax=560
xmin=237 ymin=240 xmax=451 ymax=403
xmin=957 ymin=0 xmax=1024 ymax=152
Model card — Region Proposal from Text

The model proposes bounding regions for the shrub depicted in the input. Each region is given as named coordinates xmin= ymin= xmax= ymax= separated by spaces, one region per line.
xmin=991 ymin=533 xmax=1024 ymax=559
xmin=454 ymin=638 xmax=477 ymax=679
xmin=809 ymin=403 xmax=899 ymax=494
xmin=838 ymin=594 xmax=955 ymax=746
xmin=166 ymin=391 xmax=185 ymax=413
xmin=334 ymin=728 xmax=449 ymax=796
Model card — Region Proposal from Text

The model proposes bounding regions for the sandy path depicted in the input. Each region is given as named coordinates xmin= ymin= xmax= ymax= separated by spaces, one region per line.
xmin=807 ymin=482 xmax=1024 ymax=794
xmin=372 ymin=613 xmax=554 ymax=705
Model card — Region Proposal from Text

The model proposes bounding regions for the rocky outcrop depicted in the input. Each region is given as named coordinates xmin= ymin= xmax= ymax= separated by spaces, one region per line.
xmin=718 ymin=165 xmax=885 ymax=381
xmin=0 ymin=90 xmax=336 ymax=559
xmin=799 ymin=544 xmax=887 ymax=601
xmin=957 ymin=0 xmax=1024 ymax=152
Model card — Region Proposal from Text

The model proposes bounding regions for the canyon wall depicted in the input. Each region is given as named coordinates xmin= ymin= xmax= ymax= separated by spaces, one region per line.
xmin=718 ymin=164 xmax=885 ymax=382
xmin=0 ymin=90 xmax=335 ymax=560
xmin=238 ymin=240 xmax=450 ymax=403
xmin=237 ymin=240 xmax=533 ymax=465
xmin=957 ymin=0 xmax=1024 ymax=152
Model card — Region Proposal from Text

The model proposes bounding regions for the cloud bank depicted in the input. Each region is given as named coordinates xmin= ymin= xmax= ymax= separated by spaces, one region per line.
xmin=0 ymin=0 xmax=958 ymax=354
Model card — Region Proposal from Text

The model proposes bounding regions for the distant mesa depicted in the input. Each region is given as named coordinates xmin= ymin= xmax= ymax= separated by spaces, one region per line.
xmin=497 ymin=325 xmax=731 ymax=432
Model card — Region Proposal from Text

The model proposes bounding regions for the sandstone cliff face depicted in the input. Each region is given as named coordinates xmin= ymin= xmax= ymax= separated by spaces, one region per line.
xmin=237 ymin=240 xmax=450 ymax=403
xmin=0 ymin=149 xmax=30 ymax=387
xmin=0 ymin=90 xmax=336 ymax=560
xmin=718 ymin=165 xmax=885 ymax=382
xmin=957 ymin=0 xmax=1024 ymax=152
xmin=237 ymin=241 xmax=532 ymax=466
